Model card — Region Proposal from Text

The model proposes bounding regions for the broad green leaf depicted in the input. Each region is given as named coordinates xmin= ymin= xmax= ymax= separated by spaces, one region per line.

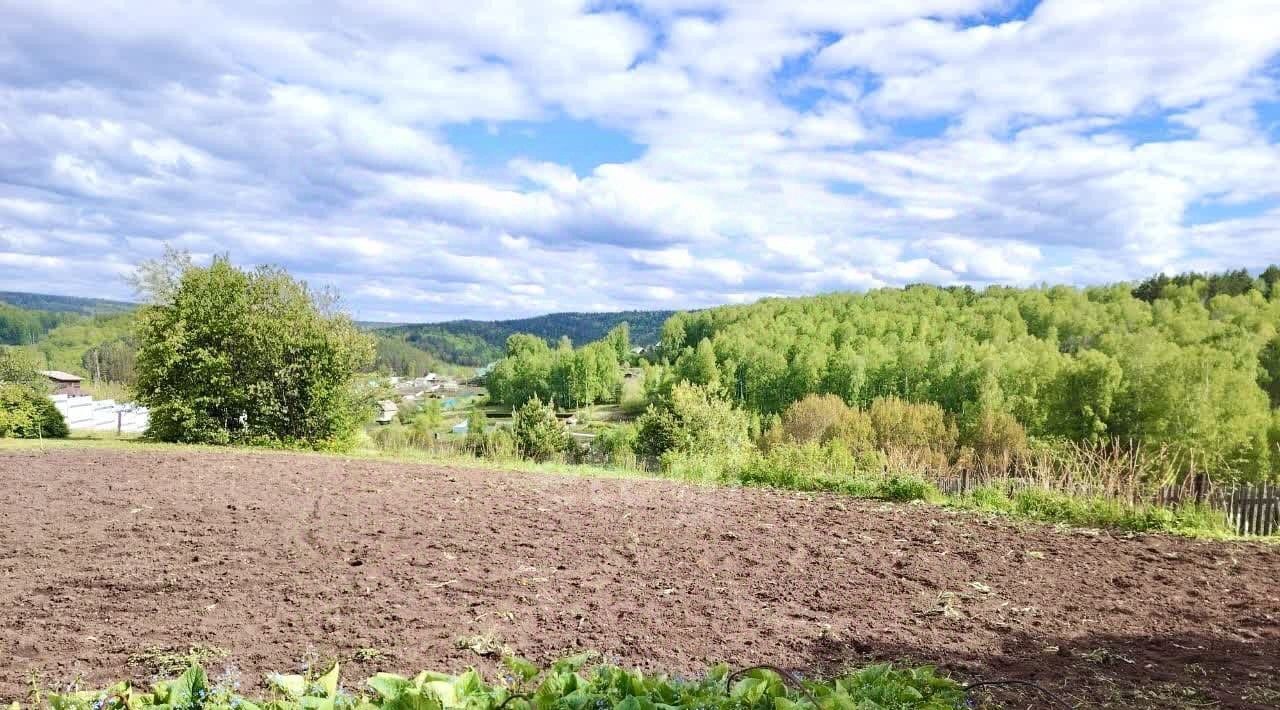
xmin=316 ymin=664 xmax=341 ymax=698
xmin=167 ymin=665 xmax=208 ymax=707
xmin=300 ymin=697 xmax=336 ymax=710
xmin=422 ymin=681 xmax=457 ymax=707
xmin=367 ymin=674 xmax=411 ymax=700
xmin=502 ymin=656 xmax=540 ymax=683
xmin=268 ymin=674 xmax=307 ymax=699
xmin=382 ymin=689 xmax=443 ymax=710
xmin=551 ymin=653 xmax=592 ymax=673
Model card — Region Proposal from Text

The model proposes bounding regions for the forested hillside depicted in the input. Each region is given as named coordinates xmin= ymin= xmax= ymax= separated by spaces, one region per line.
xmin=2 ymin=301 xmax=460 ymax=383
xmin=0 ymin=291 xmax=134 ymax=314
xmin=652 ymin=269 xmax=1280 ymax=480
xmin=0 ymin=302 xmax=78 ymax=345
xmin=379 ymin=310 xmax=674 ymax=365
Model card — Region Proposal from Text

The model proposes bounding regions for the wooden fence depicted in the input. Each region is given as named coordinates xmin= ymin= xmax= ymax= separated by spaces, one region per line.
xmin=937 ymin=474 xmax=1280 ymax=537
xmin=1217 ymin=481 xmax=1280 ymax=536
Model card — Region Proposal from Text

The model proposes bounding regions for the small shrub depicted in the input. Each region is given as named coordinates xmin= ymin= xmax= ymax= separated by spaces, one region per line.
xmin=881 ymin=473 xmax=936 ymax=502
xmin=635 ymin=404 xmax=680 ymax=457
xmin=595 ymin=423 xmax=637 ymax=466
xmin=462 ymin=408 xmax=491 ymax=455
xmin=966 ymin=484 xmax=1013 ymax=512
xmin=869 ymin=397 xmax=956 ymax=463
xmin=961 ymin=407 xmax=1029 ymax=473
xmin=511 ymin=396 xmax=570 ymax=462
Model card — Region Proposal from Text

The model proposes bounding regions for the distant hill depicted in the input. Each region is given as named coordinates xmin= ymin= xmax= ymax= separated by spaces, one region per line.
xmin=1 ymin=290 xmax=677 ymax=369
xmin=0 ymin=291 xmax=135 ymax=315
xmin=379 ymin=310 xmax=676 ymax=366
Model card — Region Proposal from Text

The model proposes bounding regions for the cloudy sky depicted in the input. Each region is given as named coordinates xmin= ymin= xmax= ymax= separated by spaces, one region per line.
xmin=2 ymin=0 xmax=1279 ymax=321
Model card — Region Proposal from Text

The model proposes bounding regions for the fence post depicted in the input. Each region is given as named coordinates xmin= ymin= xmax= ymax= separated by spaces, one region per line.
xmin=117 ymin=410 xmax=123 ymax=436
xmin=1194 ymin=473 xmax=1207 ymax=506
xmin=960 ymin=469 xmax=969 ymax=495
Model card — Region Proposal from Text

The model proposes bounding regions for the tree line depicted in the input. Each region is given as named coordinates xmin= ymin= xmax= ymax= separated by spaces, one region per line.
xmin=0 ymin=302 xmax=78 ymax=346
xmin=485 ymin=325 xmax=631 ymax=409
xmin=643 ymin=270 xmax=1280 ymax=481
xmin=378 ymin=310 xmax=670 ymax=366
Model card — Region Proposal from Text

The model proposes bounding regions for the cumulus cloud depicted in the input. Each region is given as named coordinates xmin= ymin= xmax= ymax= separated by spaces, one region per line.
xmin=0 ymin=0 xmax=1278 ymax=320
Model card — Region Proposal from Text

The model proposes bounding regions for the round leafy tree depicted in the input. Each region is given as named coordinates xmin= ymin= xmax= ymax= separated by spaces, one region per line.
xmin=132 ymin=250 xmax=374 ymax=449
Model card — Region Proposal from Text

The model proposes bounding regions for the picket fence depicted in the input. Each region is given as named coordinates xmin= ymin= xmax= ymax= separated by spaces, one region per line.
xmin=937 ymin=474 xmax=1279 ymax=537
xmin=1216 ymin=481 xmax=1280 ymax=536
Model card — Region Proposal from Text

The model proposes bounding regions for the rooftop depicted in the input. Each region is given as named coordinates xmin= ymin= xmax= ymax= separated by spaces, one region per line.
xmin=40 ymin=370 xmax=83 ymax=382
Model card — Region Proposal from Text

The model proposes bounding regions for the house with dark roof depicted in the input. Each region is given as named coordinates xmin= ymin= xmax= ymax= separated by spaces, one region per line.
xmin=40 ymin=370 xmax=84 ymax=395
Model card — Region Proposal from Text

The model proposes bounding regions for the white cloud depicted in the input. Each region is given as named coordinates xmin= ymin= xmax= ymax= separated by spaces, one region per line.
xmin=0 ymin=0 xmax=1277 ymax=320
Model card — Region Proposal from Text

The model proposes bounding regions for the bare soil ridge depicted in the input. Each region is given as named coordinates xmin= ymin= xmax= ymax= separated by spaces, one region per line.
xmin=1 ymin=448 xmax=1277 ymax=708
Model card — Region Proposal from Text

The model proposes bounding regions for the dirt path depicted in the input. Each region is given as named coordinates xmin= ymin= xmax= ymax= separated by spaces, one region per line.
xmin=1 ymin=447 xmax=1277 ymax=708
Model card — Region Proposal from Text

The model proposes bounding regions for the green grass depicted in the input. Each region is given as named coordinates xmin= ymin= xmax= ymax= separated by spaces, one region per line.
xmin=946 ymin=484 xmax=1237 ymax=538
xmin=19 ymin=655 xmax=966 ymax=710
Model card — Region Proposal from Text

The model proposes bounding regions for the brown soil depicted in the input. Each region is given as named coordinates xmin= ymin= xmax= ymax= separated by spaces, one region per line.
xmin=1 ymin=448 xmax=1277 ymax=708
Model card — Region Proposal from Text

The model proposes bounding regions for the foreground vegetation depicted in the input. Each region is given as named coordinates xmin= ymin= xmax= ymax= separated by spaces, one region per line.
xmin=21 ymin=655 xmax=969 ymax=710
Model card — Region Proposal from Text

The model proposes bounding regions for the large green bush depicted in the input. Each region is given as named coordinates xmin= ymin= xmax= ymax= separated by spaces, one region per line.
xmin=635 ymin=382 xmax=750 ymax=459
xmin=0 ymin=382 xmax=69 ymax=439
xmin=132 ymin=252 xmax=374 ymax=449
xmin=763 ymin=393 xmax=874 ymax=451
xmin=0 ymin=348 xmax=68 ymax=439
xmin=869 ymin=397 xmax=956 ymax=462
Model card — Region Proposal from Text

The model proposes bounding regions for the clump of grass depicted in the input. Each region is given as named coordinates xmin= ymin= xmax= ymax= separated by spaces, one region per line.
xmin=949 ymin=484 xmax=1233 ymax=536
xmin=352 ymin=648 xmax=391 ymax=663
xmin=127 ymin=645 xmax=227 ymax=676
xmin=454 ymin=633 xmax=512 ymax=658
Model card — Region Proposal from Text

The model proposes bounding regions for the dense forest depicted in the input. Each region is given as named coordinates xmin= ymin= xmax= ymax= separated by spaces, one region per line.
xmin=0 ymin=302 xmax=77 ymax=345
xmin=0 ymin=291 xmax=134 ymax=314
xmin=3 ymin=290 xmax=674 ymax=375
xmin=485 ymin=325 xmax=632 ymax=408
xmin=0 ymin=293 xmax=143 ymax=384
xmin=379 ymin=310 xmax=673 ymax=365
xmin=645 ymin=268 xmax=1280 ymax=480
xmin=1 ymin=303 xmax=458 ymax=385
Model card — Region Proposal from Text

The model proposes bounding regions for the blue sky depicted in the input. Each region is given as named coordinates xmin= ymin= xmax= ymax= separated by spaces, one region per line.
xmin=1 ymin=0 xmax=1279 ymax=321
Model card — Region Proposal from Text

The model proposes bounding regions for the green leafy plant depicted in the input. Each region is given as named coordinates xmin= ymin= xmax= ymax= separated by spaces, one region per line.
xmin=26 ymin=656 xmax=965 ymax=710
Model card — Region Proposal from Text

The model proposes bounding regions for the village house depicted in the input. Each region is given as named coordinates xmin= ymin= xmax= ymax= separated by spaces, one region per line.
xmin=40 ymin=370 xmax=84 ymax=396
xmin=375 ymin=399 xmax=398 ymax=424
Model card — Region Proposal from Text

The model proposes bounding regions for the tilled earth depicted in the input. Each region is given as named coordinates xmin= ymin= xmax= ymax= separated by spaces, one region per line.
xmin=1 ymin=447 xmax=1278 ymax=708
